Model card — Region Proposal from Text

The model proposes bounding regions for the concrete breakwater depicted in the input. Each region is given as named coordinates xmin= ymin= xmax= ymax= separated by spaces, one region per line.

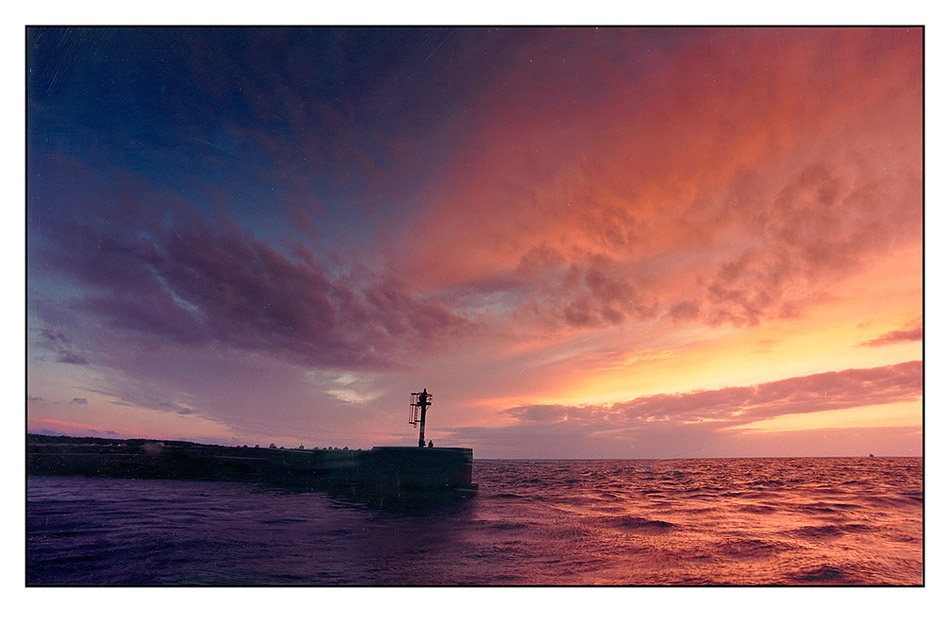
xmin=27 ymin=434 xmax=476 ymax=505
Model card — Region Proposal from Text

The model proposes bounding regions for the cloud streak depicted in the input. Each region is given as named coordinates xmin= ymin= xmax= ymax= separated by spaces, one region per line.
xmin=494 ymin=360 xmax=921 ymax=436
xmin=859 ymin=318 xmax=923 ymax=348
xmin=34 ymin=329 xmax=91 ymax=365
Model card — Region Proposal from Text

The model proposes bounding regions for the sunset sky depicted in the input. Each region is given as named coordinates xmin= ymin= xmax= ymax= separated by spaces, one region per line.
xmin=26 ymin=27 xmax=923 ymax=458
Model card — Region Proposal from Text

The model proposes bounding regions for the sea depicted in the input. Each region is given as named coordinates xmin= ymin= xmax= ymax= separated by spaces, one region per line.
xmin=26 ymin=456 xmax=922 ymax=586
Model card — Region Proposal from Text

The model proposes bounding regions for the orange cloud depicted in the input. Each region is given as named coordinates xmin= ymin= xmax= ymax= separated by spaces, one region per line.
xmin=388 ymin=28 xmax=921 ymax=343
xmin=445 ymin=360 xmax=922 ymax=457
xmin=503 ymin=360 xmax=921 ymax=427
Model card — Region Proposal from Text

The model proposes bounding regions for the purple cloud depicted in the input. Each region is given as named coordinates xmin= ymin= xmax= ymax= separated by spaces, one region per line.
xmin=34 ymin=200 xmax=473 ymax=371
xmin=34 ymin=329 xmax=91 ymax=365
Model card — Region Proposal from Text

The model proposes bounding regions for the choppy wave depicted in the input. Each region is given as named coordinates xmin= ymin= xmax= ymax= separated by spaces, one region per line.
xmin=27 ymin=457 xmax=922 ymax=586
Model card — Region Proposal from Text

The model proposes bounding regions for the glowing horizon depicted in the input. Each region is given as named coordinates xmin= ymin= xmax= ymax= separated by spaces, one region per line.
xmin=27 ymin=27 xmax=922 ymax=458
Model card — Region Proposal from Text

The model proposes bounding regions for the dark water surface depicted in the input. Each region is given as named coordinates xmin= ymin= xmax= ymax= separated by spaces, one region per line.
xmin=27 ymin=457 xmax=922 ymax=585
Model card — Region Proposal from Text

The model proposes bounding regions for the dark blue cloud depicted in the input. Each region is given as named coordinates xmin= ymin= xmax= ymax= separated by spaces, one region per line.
xmin=29 ymin=27 xmax=511 ymax=372
xmin=27 ymin=27 xmax=517 ymax=235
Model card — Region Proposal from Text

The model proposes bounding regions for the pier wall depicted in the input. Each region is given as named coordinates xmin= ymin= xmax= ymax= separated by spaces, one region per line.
xmin=27 ymin=435 xmax=475 ymax=504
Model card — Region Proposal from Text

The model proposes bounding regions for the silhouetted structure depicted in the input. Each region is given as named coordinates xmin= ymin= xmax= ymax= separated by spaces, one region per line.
xmin=410 ymin=388 xmax=432 ymax=448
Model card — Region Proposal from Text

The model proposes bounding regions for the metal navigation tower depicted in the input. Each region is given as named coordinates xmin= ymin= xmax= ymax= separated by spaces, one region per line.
xmin=409 ymin=388 xmax=432 ymax=448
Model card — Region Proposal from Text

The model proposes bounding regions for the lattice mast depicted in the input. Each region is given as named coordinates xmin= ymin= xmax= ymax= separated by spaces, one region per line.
xmin=409 ymin=388 xmax=432 ymax=448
